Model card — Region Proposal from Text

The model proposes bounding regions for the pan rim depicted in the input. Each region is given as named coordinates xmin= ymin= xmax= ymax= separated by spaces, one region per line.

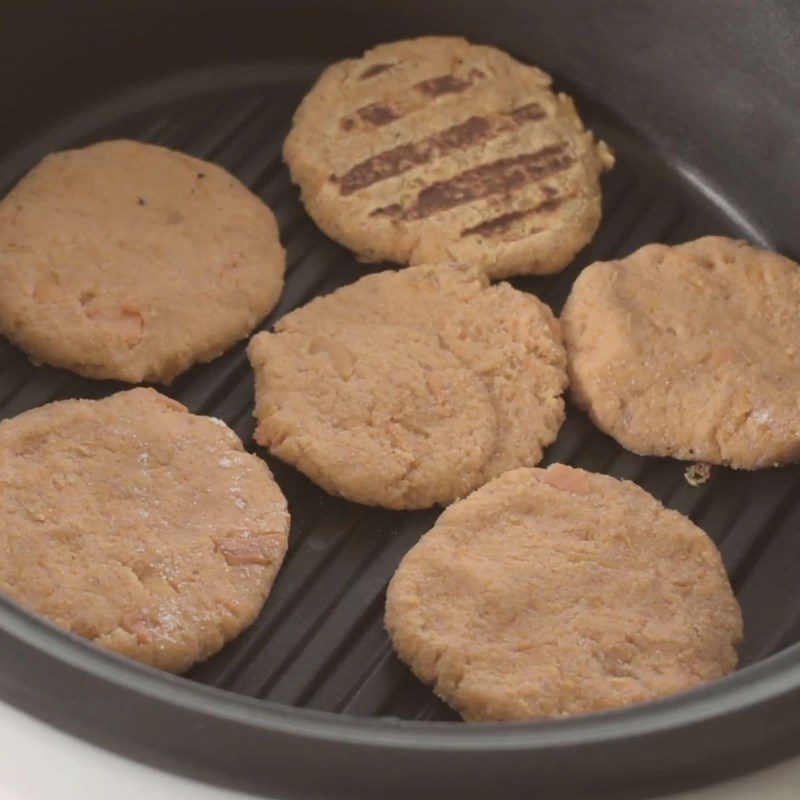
xmin=1 ymin=592 xmax=797 ymax=749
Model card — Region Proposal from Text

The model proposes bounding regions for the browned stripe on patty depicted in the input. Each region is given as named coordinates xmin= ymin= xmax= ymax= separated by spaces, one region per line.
xmin=510 ymin=102 xmax=547 ymax=124
xmin=340 ymin=101 xmax=400 ymax=131
xmin=336 ymin=102 xmax=546 ymax=196
xmin=357 ymin=102 xmax=399 ymax=126
xmin=360 ymin=63 xmax=393 ymax=79
xmin=460 ymin=194 xmax=566 ymax=238
xmin=536 ymin=195 xmax=566 ymax=212
xmin=338 ymin=116 xmax=491 ymax=195
xmin=372 ymin=202 xmax=403 ymax=219
xmin=414 ymin=68 xmax=485 ymax=97
xmin=371 ymin=145 xmax=574 ymax=221
xmin=339 ymin=67 xmax=487 ymax=133
xmin=461 ymin=209 xmax=535 ymax=238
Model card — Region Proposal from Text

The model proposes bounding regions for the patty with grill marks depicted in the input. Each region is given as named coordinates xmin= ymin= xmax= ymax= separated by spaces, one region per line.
xmin=284 ymin=36 xmax=614 ymax=279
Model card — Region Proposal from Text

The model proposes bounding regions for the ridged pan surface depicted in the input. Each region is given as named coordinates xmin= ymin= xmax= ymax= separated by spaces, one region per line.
xmin=0 ymin=62 xmax=795 ymax=724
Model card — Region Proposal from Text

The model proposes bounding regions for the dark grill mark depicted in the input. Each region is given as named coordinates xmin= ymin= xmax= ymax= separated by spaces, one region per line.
xmin=338 ymin=116 xmax=491 ymax=195
xmin=460 ymin=195 xmax=566 ymax=239
xmin=360 ymin=63 xmax=393 ymax=79
xmin=510 ymin=102 xmax=547 ymax=124
xmin=414 ymin=69 xmax=484 ymax=98
xmin=336 ymin=103 xmax=546 ymax=196
xmin=536 ymin=196 xmax=565 ymax=212
xmin=357 ymin=102 xmax=398 ymax=126
xmin=340 ymin=68 xmax=501 ymax=134
xmin=461 ymin=209 xmax=533 ymax=238
xmin=370 ymin=145 xmax=574 ymax=221
xmin=371 ymin=203 xmax=403 ymax=219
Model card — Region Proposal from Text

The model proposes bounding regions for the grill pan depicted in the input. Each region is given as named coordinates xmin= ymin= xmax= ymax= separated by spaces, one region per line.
xmin=2 ymin=2 xmax=800 ymax=798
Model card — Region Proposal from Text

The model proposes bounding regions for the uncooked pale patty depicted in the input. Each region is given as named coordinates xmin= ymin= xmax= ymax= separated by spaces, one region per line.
xmin=247 ymin=263 xmax=567 ymax=509
xmin=0 ymin=140 xmax=285 ymax=383
xmin=385 ymin=464 xmax=742 ymax=721
xmin=0 ymin=388 xmax=289 ymax=672
xmin=561 ymin=237 xmax=800 ymax=468
xmin=284 ymin=36 xmax=613 ymax=279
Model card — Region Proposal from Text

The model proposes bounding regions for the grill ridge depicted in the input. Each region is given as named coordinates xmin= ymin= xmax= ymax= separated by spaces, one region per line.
xmin=728 ymin=475 xmax=800 ymax=588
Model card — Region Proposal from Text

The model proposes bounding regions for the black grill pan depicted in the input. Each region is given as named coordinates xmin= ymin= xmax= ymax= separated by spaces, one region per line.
xmin=1 ymin=2 xmax=800 ymax=798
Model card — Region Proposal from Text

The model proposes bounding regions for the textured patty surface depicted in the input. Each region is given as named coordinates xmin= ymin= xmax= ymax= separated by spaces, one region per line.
xmin=562 ymin=236 xmax=800 ymax=468
xmin=0 ymin=139 xmax=285 ymax=383
xmin=284 ymin=36 xmax=613 ymax=278
xmin=248 ymin=263 xmax=567 ymax=508
xmin=0 ymin=388 xmax=290 ymax=672
xmin=385 ymin=464 xmax=743 ymax=721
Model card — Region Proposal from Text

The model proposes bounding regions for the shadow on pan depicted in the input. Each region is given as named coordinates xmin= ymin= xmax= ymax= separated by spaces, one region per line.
xmin=0 ymin=2 xmax=799 ymax=799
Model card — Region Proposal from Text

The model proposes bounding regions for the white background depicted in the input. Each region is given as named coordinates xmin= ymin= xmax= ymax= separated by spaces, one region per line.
xmin=2 ymin=700 xmax=800 ymax=800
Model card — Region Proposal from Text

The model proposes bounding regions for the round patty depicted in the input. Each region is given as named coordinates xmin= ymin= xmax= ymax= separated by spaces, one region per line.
xmin=0 ymin=139 xmax=285 ymax=383
xmin=561 ymin=236 xmax=800 ymax=468
xmin=385 ymin=464 xmax=742 ymax=721
xmin=0 ymin=388 xmax=290 ymax=672
xmin=284 ymin=36 xmax=613 ymax=279
xmin=247 ymin=263 xmax=567 ymax=508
